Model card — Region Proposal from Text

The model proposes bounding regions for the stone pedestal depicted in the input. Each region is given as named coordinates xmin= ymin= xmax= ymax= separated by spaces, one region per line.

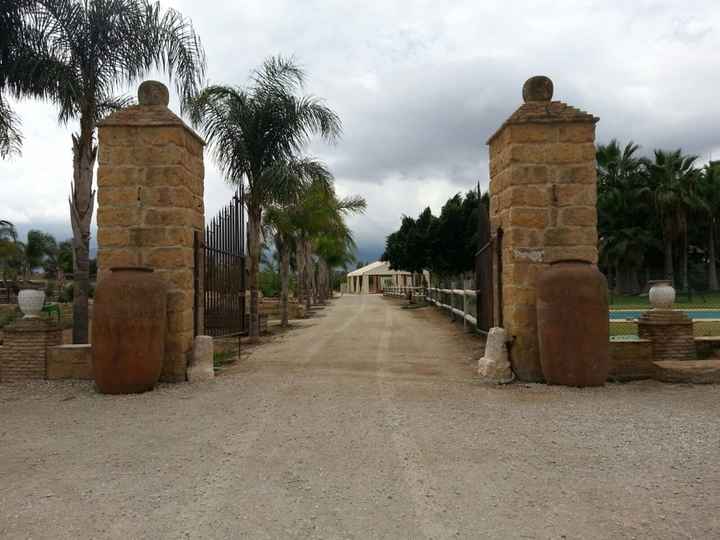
xmin=96 ymin=81 xmax=205 ymax=382
xmin=487 ymin=76 xmax=600 ymax=382
xmin=188 ymin=335 xmax=214 ymax=383
xmin=0 ymin=319 xmax=62 ymax=382
xmin=638 ymin=310 xmax=696 ymax=361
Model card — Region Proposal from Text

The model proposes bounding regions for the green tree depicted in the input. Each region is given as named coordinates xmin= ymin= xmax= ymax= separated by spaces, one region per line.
xmin=56 ymin=240 xmax=74 ymax=275
xmin=189 ymin=57 xmax=341 ymax=340
xmin=24 ymin=229 xmax=58 ymax=276
xmin=698 ymin=162 xmax=720 ymax=290
xmin=0 ymin=220 xmax=21 ymax=283
xmin=13 ymin=0 xmax=205 ymax=343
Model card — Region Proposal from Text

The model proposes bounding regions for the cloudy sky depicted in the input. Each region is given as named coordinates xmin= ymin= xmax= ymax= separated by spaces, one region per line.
xmin=2 ymin=0 xmax=719 ymax=262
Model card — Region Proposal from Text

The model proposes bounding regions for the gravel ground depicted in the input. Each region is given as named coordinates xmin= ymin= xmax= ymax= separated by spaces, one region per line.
xmin=1 ymin=294 xmax=719 ymax=539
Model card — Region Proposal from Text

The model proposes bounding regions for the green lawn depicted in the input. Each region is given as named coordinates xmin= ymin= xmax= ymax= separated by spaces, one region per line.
xmin=609 ymin=291 xmax=720 ymax=310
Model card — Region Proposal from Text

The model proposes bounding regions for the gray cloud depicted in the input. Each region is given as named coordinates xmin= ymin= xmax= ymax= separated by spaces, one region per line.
xmin=2 ymin=0 xmax=719 ymax=263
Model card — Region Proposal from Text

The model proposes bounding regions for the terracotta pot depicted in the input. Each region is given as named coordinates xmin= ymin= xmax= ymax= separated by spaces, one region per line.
xmin=92 ymin=267 xmax=167 ymax=394
xmin=537 ymin=260 xmax=610 ymax=386
xmin=648 ymin=280 xmax=675 ymax=309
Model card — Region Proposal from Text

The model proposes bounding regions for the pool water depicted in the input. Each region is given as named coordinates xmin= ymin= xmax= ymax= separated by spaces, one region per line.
xmin=609 ymin=310 xmax=720 ymax=320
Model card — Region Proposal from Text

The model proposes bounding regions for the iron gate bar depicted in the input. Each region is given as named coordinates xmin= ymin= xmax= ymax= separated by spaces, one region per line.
xmin=195 ymin=187 xmax=246 ymax=342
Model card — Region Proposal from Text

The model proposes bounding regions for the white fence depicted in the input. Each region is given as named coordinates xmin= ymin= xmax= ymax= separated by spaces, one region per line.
xmin=384 ymin=284 xmax=478 ymax=332
xmin=425 ymin=287 xmax=477 ymax=330
xmin=383 ymin=286 xmax=425 ymax=299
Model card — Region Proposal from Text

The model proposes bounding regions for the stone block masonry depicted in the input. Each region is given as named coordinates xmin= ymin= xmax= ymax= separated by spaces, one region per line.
xmin=487 ymin=76 xmax=600 ymax=382
xmin=0 ymin=318 xmax=63 ymax=382
xmin=638 ymin=310 xmax=696 ymax=361
xmin=96 ymin=81 xmax=205 ymax=382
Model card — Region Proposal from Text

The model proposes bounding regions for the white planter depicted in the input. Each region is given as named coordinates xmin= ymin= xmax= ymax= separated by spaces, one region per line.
xmin=648 ymin=280 xmax=675 ymax=309
xmin=18 ymin=289 xmax=45 ymax=319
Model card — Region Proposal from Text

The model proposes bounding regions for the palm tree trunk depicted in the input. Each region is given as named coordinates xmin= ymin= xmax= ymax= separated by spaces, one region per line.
xmin=247 ymin=204 xmax=262 ymax=341
xmin=664 ymin=235 xmax=674 ymax=283
xmin=304 ymin=240 xmax=312 ymax=310
xmin=70 ymin=118 xmax=96 ymax=344
xmin=709 ymin=222 xmax=719 ymax=291
xmin=295 ymin=246 xmax=305 ymax=307
xmin=682 ymin=229 xmax=689 ymax=291
xmin=279 ymin=239 xmax=290 ymax=327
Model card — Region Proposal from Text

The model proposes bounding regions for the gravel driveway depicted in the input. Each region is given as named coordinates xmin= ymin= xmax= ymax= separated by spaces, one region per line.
xmin=1 ymin=294 xmax=719 ymax=539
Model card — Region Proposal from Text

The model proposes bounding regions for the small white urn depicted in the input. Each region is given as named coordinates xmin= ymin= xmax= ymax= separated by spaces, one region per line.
xmin=18 ymin=289 xmax=46 ymax=319
xmin=648 ymin=280 xmax=675 ymax=309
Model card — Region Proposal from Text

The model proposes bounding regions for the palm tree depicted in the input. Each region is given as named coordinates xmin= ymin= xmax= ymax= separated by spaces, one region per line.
xmin=0 ymin=0 xmax=30 ymax=157
xmin=188 ymin=56 xmax=341 ymax=340
xmin=12 ymin=0 xmax=205 ymax=343
xmin=596 ymin=140 xmax=654 ymax=293
xmin=698 ymin=162 xmax=720 ymax=291
xmin=646 ymin=149 xmax=701 ymax=290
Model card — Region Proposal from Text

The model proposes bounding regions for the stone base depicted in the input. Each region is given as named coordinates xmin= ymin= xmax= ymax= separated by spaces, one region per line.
xmin=653 ymin=360 xmax=720 ymax=384
xmin=638 ymin=310 xmax=696 ymax=361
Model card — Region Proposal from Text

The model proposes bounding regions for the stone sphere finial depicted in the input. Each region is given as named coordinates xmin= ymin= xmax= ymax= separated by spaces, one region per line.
xmin=138 ymin=80 xmax=169 ymax=107
xmin=522 ymin=76 xmax=554 ymax=103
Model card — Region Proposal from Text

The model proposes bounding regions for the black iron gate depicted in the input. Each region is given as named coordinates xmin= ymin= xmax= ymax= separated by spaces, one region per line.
xmin=475 ymin=201 xmax=502 ymax=332
xmin=194 ymin=188 xmax=246 ymax=337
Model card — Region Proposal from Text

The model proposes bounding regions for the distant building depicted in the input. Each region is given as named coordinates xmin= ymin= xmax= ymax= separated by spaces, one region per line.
xmin=345 ymin=261 xmax=413 ymax=294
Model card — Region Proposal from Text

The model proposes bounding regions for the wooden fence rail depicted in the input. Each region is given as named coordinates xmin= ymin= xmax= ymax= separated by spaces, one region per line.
xmin=383 ymin=285 xmax=479 ymax=332
xmin=425 ymin=287 xmax=477 ymax=330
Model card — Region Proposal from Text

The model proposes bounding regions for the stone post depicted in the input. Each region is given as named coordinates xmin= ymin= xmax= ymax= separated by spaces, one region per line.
xmin=0 ymin=319 xmax=63 ymax=382
xmin=96 ymin=81 xmax=205 ymax=382
xmin=486 ymin=76 xmax=600 ymax=382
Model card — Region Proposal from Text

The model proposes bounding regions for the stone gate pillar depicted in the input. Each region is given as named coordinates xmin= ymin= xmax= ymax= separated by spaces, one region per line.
xmin=487 ymin=76 xmax=599 ymax=382
xmin=96 ymin=81 xmax=205 ymax=382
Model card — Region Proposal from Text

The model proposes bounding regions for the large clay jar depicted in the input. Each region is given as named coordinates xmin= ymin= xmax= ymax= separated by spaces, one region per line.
xmin=92 ymin=267 xmax=167 ymax=394
xmin=536 ymin=260 xmax=610 ymax=386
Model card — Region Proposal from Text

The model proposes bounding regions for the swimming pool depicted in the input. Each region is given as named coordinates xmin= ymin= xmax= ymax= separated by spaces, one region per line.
xmin=609 ymin=310 xmax=720 ymax=321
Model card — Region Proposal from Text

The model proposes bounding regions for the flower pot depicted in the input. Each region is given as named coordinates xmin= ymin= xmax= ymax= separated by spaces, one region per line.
xmin=92 ymin=267 xmax=168 ymax=394
xmin=18 ymin=289 xmax=45 ymax=318
xmin=648 ymin=280 xmax=675 ymax=309
xmin=537 ymin=260 xmax=610 ymax=386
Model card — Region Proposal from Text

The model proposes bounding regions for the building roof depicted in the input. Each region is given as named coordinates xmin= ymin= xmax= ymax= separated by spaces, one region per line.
xmin=347 ymin=261 xmax=411 ymax=277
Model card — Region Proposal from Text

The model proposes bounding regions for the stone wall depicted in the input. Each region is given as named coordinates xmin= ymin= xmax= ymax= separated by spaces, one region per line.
xmin=608 ymin=340 xmax=655 ymax=381
xmin=638 ymin=310 xmax=696 ymax=361
xmin=0 ymin=319 xmax=62 ymax=382
xmin=96 ymin=81 xmax=205 ymax=382
xmin=487 ymin=76 xmax=600 ymax=382
xmin=696 ymin=337 xmax=720 ymax=358
xmin=47 ymin=344 xmax=93 ymax=380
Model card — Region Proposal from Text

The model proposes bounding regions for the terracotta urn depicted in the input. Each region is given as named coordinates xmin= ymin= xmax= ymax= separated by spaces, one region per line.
xmin=92 ymin=267 xmax=168 ymax=394
xmin=648 ymin=280 xmax=675 ymax=309
xmin=537 ymin=260 xmax=610 ymax=386
xmin=18 ymin=289 xmax=45 ymax=318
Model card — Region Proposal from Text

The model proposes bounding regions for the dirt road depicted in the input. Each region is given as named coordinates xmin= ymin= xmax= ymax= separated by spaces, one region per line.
xmin=1 ymin=295 xmax=719 ymax=539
